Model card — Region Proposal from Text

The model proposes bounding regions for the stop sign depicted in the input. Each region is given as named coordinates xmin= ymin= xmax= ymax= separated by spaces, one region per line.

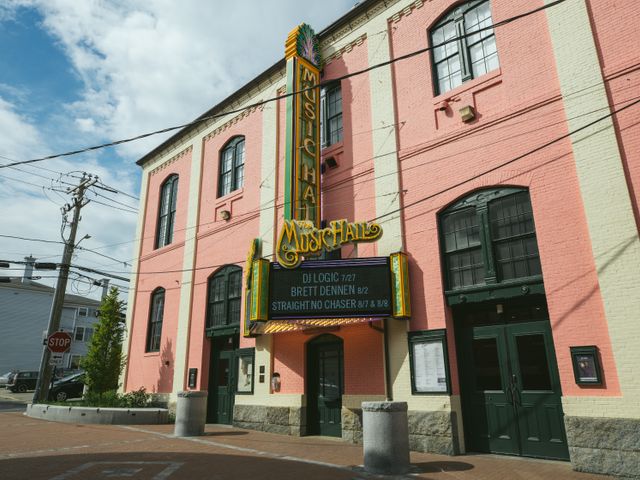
xmin=47 ymin=331 xmax=72 ymax=353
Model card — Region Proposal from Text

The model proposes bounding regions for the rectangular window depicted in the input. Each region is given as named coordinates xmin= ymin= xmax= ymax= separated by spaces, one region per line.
xmin=84 ymin=328 xmax=94 ymax=343
xmin=431 ymin=0 xmax=499 ymax=95
xmin=219 ymin=138 xmax=245 ymax=197
xmin=442 ymin=208 xmax=485 ymax=289
xmin=156 ymin=176 xmax=178 ymax=248
xmin=77 ymin=307 xmax=88 ymax=317
xmin=74 ymin=326 xmax=85 ymax=341
xmin=489 ymin=192 xmax=541 ymax=281
xmin=146 ymin=289 xmax=165 ymax=352
xmin=322 ymin=84 xmax=343 ymax=147
xmin=69 ymin=355 xmax=83 ymax=370
xmin=236 ymin=348 xmax=255 ymax=394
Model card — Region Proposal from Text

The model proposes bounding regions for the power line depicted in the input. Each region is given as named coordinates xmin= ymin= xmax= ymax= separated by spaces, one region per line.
xmin=0 ymin=233 xmax=65 ymax=245
xmin=89 ymin=197 xmax=138 ymax=214
xmin=2 ymin=90 xmax=635 ymax=270
xmin=0 ymin=236 xmax=132 ymax=267
xmin=72 ymin=94 xmax=640 ymax=277
xmin=371 ymin=97 xmax=640 ymax=223
xmin=0 ymin=0 xmax=567 ymax=170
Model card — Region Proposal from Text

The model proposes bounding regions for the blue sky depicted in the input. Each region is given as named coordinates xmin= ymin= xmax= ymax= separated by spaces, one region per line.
xmin=0 ymin=0 xmax=355 ymax=298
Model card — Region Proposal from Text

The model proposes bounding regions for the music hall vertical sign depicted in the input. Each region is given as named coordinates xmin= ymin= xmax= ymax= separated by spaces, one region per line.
xmin=284 ymin=24 xmax=321 ymax=227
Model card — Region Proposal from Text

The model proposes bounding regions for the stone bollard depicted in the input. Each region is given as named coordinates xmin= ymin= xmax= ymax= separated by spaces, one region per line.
xmin=174 ymin=391 xmax=208 ymax=437
xmin=362 ymin=401 xmax=410 ymax=475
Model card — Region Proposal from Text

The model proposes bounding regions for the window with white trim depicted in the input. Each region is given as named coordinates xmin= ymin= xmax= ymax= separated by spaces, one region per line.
xmin=430 ymin=0 xmax=499 ymax=95
xmin=219 ymin=137 xmax=245 ymax=197
xmin=146 ymin=288 xmax=165 ymax=352
xmin=156 ymin=175 xmax=179 ymax=248
xmin=321 ymin=84 xmax=343 ymax=147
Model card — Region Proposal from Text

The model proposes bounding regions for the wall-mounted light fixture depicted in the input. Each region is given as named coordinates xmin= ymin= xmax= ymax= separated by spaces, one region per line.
xmin=437 ymin=100 xmax=449 ymax=112
xmin=271 ymin=372 xmax=281 ymax=392
xmin=324 ymin=156 xmax=338 ymax=169
xmin=459 ymin=105 xmax=476 ymax=122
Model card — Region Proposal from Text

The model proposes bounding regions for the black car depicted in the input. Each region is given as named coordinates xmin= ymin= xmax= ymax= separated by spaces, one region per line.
xmin=49 ymin=372 xmax=85 ymax=401
xmin=7 ymin=371 xmax=39 ymax=392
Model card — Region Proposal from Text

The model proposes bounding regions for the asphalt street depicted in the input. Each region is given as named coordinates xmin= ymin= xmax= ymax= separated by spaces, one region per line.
xmin=0 ymin=389 xmax=31 ymax=412
xmin=0 ymin=403 xmax=610 ymax=480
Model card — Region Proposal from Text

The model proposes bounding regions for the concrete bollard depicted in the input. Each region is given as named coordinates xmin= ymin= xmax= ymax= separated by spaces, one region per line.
xmin=362 ymin=401 xmax=410 ymax=475
xmin=174 ymin=390 xmax=208 ymax=437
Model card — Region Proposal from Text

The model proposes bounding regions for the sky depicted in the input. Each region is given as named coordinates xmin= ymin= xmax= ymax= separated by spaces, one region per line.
xmin=0 ymin=0 xmax=356 ymax=299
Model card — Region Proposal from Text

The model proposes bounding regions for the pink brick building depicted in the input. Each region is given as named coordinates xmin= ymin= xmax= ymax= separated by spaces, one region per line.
xmin=123 ymin=1 xmax=640 ymax=476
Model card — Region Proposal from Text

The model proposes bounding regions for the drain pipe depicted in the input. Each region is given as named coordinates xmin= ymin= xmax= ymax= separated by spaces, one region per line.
xmin=383 ymin=318 xmax=393 ymax=401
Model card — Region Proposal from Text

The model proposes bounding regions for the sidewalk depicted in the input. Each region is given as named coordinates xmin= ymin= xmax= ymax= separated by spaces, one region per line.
xmin=0 ymin=411 xmax=610 ymax=480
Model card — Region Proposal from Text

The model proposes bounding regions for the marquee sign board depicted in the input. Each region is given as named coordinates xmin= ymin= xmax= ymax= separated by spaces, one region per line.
xmin=269 ymin=257 xmax=392 ymax=319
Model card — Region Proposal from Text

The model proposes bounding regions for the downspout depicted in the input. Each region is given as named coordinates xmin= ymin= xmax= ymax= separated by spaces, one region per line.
xmin=383 ymin=318 xmax=393 ymax=401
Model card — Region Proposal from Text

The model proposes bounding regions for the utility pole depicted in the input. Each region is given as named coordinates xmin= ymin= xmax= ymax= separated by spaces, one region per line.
xmin=33 ymin=173 xmax=97 ymax=403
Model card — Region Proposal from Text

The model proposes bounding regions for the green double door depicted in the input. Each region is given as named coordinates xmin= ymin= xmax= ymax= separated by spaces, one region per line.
xmin=207 ymin=336 xmax=238 ymax=425
xmin=459 ymin=319 xmax=569 ymax=460
xmin=307 ymin=335 xmax=343 ymax=437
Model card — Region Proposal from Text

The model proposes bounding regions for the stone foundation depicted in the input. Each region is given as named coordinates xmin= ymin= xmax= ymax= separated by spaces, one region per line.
xmin=565 ymin=416 xmax=640 ymax=479
xmin=408 ymin=410 xmax=459 ymax=455
xmin=342 ymin=407 xmax=363 ymax=444
xmin=233 ymin=404 xmax=458 ymax=456
xmin=341 ymin=408 xmax=458 ymax=456
xmin=233 ymin=404 xmax=306 ymax=436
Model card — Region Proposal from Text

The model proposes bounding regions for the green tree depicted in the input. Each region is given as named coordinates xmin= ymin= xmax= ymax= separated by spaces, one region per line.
xmin=81 ymin=287 xmax=126 ymax=397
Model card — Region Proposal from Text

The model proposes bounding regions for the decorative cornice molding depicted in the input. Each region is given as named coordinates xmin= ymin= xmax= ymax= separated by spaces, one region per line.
xmin=149 ymin=146 xmax=193 ymax=176
xmin=142 ymin=71 xmax=286 ymax=167
xmin=389 ymin=0 xmax=427 ymax=24
xmin=203 ymin=104 xmax=262 ymax=143
xmin=323 ymin=34 xmax=367 ymax=66
xmin=320 ymin=0 xmax=402 ymax=48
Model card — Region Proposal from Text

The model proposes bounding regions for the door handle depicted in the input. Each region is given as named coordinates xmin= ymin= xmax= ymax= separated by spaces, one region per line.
xmin=510 ymin=374 xmax=520 ymax=406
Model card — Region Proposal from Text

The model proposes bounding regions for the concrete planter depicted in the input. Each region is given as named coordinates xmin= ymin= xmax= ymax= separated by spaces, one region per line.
xmin=26 ymin=403 xmax=169 ymax=425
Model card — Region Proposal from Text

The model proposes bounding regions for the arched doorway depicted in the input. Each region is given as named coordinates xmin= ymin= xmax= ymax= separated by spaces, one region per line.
xmin=306 ymin=334 xmax=344 ymax=437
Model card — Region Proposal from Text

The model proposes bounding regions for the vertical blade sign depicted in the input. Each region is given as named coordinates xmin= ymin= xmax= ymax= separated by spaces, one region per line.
xmin=284 ymin=24 xmax=322 ymax=227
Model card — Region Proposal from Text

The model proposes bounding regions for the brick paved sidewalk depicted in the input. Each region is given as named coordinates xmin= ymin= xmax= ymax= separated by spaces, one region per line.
xmin=0 ymin=411 xmax=611 ymax=480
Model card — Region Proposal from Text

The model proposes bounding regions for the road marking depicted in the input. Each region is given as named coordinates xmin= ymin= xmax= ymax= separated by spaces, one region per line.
xmin=120 ymin=426 xmax=397 ymax=479
xmin=49 ymin=461 xmax=183 ymax=480
xmin=0 ymin=437 xmax=157 ymax=460
xmin=101 ymin=467 xmax=142 ymax=477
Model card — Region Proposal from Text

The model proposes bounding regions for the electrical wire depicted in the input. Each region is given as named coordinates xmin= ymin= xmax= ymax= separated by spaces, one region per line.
xmin=62 ymin=93 xmax=640 ymax=277
xmin=0 ymin=0 xmax=567 ymax=170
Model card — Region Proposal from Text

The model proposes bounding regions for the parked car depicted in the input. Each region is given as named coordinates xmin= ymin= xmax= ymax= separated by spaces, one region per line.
xmin=0 ymin=371 xmax=16 ymax=388
xmin=48 ymin=372 xmax=85 ymax=401
xmin=7 ymin=371 xmax=39 ymax=393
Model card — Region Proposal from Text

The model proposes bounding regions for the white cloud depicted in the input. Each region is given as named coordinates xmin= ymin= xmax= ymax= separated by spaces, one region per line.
xmin=0 ymin=95 xmax=138 ymax=299
xmin=1 ymin=0 xmax=357 ymax=299
xmin=13 ymin=0 xmax=356 ymax=157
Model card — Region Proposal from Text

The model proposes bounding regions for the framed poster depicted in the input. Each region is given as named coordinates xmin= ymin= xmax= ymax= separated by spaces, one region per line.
xmin=236 ymin=348 xmax=255 ymax=394
xmin=570 ymin=346 xmax=602 ymax=385
xmin=408 ymin=329 xmax=451 ymax=394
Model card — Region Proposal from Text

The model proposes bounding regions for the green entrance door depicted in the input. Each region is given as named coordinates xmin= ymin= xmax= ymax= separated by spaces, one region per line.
xmin=207 ymin=336 xmax=238 ymax=424
xmin=307 ymin=334 xmax=343 ymax=437
xmin=459 ymin=317 xmax=569 ymax=460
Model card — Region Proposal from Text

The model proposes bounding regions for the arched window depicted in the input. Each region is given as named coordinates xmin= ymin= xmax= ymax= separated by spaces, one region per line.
xmin=156 ymin=175 xmax=178 ymax=248
xmin=440 ymin=188 xmax=541 ymax=292
xmin=219 ymin=137 xmax=245 ymax=197
xmin=430 ymin=0 xmax=499 ymax=95
xmin=207 ymin=265 xmax=243 ymax=328
xmin=146 ymin=288 xmax=165 ymax=352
